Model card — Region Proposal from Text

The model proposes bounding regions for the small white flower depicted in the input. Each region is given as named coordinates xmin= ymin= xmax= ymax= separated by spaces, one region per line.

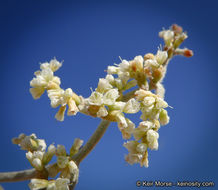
xmin=29 ymin=87 xmax=45 ymax=100
xmin=123 ymin=140 xmax=148 ymax=167
xmin=144 ymin=59 xmax=159 ymax=68
xmin=30 ymin=66 xmax=61 ymax=100
xmin=119 ymin=60 xmax=130 ymax=71
xmin=68 ymin=161 xmax=79 ymax=182
xmin=97 ymin=106 xmax=108 ymax=117
xmin=97 ymin=78 xmax=112 ymax=93
xmin=146 ymin=129 xmax=159 ymax=150
xmin=88 ymin=92 xmax=103 ymax=106
xmin=30 ymin=74 xmax=48 ymax=88
xmin=133 ymin=121 xmax=154 ymax=141
xmin=40 ymin=62 xmax=50 ymax=70
xmin=139 ymin=121 xmax=154 ymax=129
xmin=110 ymin=101 xmax=126 ymax=111
xmin=130 ymin=56 xmax=143 ymax=72
xmin=120 ymin=119 xmax=135 ymax=139
xmin=55 ymin=178 xmax=70 ymax=190
xmin=156 ymin=83 xmax=165 ymax=98
xmin=142 ymin=96 xmax=155 ymax=107
xmin=123 ymin=98 xmax=140 ymax=113
xmin=155 ymin=97 xmax=168 ymax=109
xmin=123 ymin=141 xmax=138 ymax=154
xmin=159 ymin=30 xmax=174 ymax=46
xmin=134 ymin=56 xmax=144 ymax=65
xmin=156 ymin=50 xmax=168 ymax=65
xmin=107 ymin=66 xmax=118 ymax=74
xmin=159 ymin=109 xmax=170 ymax=125
xmin=105 ymin=74 xmax=114 ymax=84
xmin=55 ymin=106 xmax=66 ymax=121
xmin=103 ymin=89 xmax=119 ymax=105
xmin=49 ymin=58 xmax=62 ymax=72
xmin=117 ymin=71 xmax=130 ymax=82
xmin=48 ymin=89 xmax=64 ymax=108
xmin=64 ymin=88 xmax=73 ymax=98
xmin=37 ymin=139 xmax=47 ymax=152
xmin=116 ymin=112 xmax=128 ymax=129
xmin=19 ymin=136 xmax=38 ymax=151
xmin=67 ymin=98 xmax=79 ymax=116
xmin=29 ymin=179 xmax=48 ymax=190
xmin=135 ymin=89 xmax=154 ymax=101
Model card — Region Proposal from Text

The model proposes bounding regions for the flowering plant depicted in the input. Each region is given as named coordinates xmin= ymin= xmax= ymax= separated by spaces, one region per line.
xmin=0 ymin=24 xmax=193 ymax=190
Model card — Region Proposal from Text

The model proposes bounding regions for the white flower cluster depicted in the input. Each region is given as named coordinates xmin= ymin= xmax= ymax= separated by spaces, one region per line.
xmin=71 ymin=46 xmax=170 ymax=168
xmin=13 ymin=134 xmax=82 ymax=189
xmin=12 ymin=134 xmax=55 ymax=171
xmin=159 ymin=24 xmax=188 ymax=49
xmin=28 ymin=24 xmax=192 ymax=170
xmin=12 ymin=133 xmax=46 ymax=152
xmin=123 ymin=89 xmax=170 ymax=167
xmin=56 ymin=145 xmax=79 ymax=182
xmin=30 ymin=58 xmax=81 ymax=121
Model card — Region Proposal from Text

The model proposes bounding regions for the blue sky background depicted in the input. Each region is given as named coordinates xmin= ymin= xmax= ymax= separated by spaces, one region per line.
xmin=0 ymin=0 xmax=218 ymax=189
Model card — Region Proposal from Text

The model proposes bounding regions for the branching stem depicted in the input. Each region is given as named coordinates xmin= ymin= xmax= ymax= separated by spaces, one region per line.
xmin=0 ymin=88 xmax=136 ymax=184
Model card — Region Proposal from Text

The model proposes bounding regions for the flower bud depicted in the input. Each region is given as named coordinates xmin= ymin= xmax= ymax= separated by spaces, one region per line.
xmin=70 ymin=138 xmax=84 ymax=156
xmin=171 ymin=24 xmax=183 ymax=34
xmin=105 ymin=74 xmax=114 ymax=84
xmin=184 ymin=49 xmax=193 ymax=57
xmin=159 ymin=109 xmax=170 ymax=125
xmin=42 ymin=144 xmax=56 ymax=165
xmin=56 ymin=145 xmax=66 ymax=156
xmin=55 ymin=106 xmax=66 ymax=121
xmin=48 ymin=144 xmax=56 ymax=155
xmin=68 ymin=161 xmax=79 ymax=182
xmin=144 ymin=53 xmax=155 ymax=60
xmin=32 ymin=158 xmax=43 ymax=171
xmin=146 ymin=130 xmax=159 ymax=150
xmin=26 ymin=151 xmax=33 ymax=162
